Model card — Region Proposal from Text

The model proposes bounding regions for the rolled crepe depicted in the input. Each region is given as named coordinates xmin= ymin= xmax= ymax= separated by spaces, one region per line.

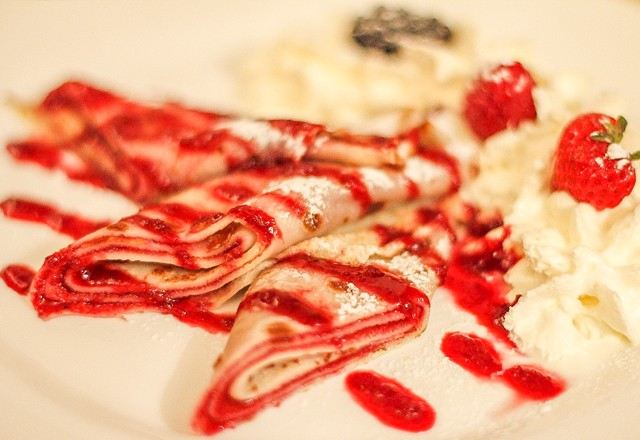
xmin=12 ymin=81 xmax=421 ymax=202
xmin=30 ymin=153 xmax=458 ymax=320
xmin=192 ymin=205 xmax=454 ymax=433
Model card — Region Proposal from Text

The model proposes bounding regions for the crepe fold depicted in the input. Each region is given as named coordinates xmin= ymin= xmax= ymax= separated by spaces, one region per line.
xmin=29 ymin=152 xmax=457 ymax=320
xmin=192 ymin=205 xmax=454 ymax=433
xmin=10 ymin=81 xmax=423 ymax=203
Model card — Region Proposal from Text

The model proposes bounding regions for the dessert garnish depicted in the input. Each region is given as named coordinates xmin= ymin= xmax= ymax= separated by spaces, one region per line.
xmin=463 ymin=62 xmax=537 ymax=140
xmin=1 ymin=197 xmax=108 ymax=239
xmin=552 ymin=113 xmax=638 ymax=209
xmin=192 ymin=205 xmax=447 ymax=433
xmin=352 ymin=6 xmax=453 ymax=55
xmin=7 ymin=6 xmax=626 ymax=434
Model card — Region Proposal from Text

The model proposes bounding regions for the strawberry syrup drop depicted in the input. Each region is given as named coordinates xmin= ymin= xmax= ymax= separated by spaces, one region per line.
xmin=443 ymin=208 xmax=519 ymax=345
xmin=1 ymin=198 xmax=108 ymax=239
xmin=441 ymin=332 xmax=564 ymax=401
xmin=345 ymin=371 xmax=436 ymax=432
xmin=500 ymin=365 xmax=565 ymax=401
xmin=441 ymin=332 xmax=503 ymax=378
xmin=239 ymin=288 xmax=331 ymax=326
xmin=6 ymin=140 xmax=109 ymax=189
xmin=1 ymin=264 xmax=35 ymax=295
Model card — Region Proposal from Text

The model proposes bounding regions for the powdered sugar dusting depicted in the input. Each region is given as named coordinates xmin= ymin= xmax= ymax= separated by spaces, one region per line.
xmin=217 ymin=119 xmax=310 ymax=159
xmin=606 ymin=143 xmax=630 ymax=160
xmin=616 ymin=159 xmax=630 ymax=170
xmin=359 ymin=167 xmax=398 ymax=191
xmin=403 ymin=157 xmax=443 ymax=190
xmin=377 ymin=252 xmax=437 ymax=293
xmin=265 ymin=176 xmax=348 ymax=216
xmin=335 ymin=282 xmax=381 ymax=318
xmin=481 ymin=62 xmax=515 ymax=84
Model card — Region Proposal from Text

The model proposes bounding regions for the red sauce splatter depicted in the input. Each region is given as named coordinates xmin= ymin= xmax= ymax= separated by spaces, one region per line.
xmin=149 ymin=202 xmax=211 ymax=224
xmin=41 ymin=80 xmax=118 ymax=112
xmin=126 ymin=215 xmax=177 ymax=241
xmin=280 ymin=253 xmax=429 ymax=323
xmin=38 ymin=259 xmax=233 ymax=333
xmin=440 ymin=332 xmax=565 ymax=401
xmin=1 ymin=264 xmax=35 ymax=295
xmin=500 ymin=365 xmax=565 ymax=401
xmin=239 ymin=289 xmax=331 ymax=326
xmin=272 ymin=163 xmax=372 ymax=212
xmin=6 ymin=140 xmax=108 ymax=188
xmin=265 ymin=192 xmax=308 ymax=218
xmin=66 ymin=262 xmax=150 ymax=297
xmin=345 ymin=371 xmax=436 ymax=432
xmin=227 ymin=205 xmax=282 ymax=245
xmin=441 ymin=332 xmax=503 ymax=378
xmin=129 ymin=157 xmax=175 ymax=196
xmin=444 ymin=227 xmax=520 ymax=345
xmin=419 ymin=149 xmax=461 ymax=194
xmin=210 ymin=182 xmax=256 ymax=204
xmin=103 ymin=108 xmax=192 ymax=141
xmin=372 ymin=209 xmax=454 ymax=281
xmin=268 ymin=120 xmax=324 ymax=147
xmin=168 ymin=296 xmax=235 ymax=333
xmin=180 ymin=130 xmax=235 ymax=152
xmin=327 ymin=131 xmax=400 ymax=151
xmin=1 ymin=198 xmax=108 ymax=239
xmin=192 ymin=253 xmax=431 ymax=434
xmin=124 ymin=214 xmax=198 ymax=269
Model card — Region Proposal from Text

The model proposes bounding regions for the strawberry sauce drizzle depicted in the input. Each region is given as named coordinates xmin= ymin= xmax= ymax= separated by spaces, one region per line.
xmin=239 ymin=288 xmax=331 ymax=326
xmin=345 ymin=370 xmax=436 ymax=432
xmin=41 ymin=80 xmax=118 ymax=112
xmin=209 ymin=183 xmax=256 ymax=203
xmin=265 ymin=192 xmax=308 ymax=218
xmin=1 ymin=264 xmax=35 ymax=295
xmin=441 ymin=332 xmax=565 ymax=401
xmin=420 ymin=149 xmax=461 ymax=194
xmin=6 ymin=140 xmax=108 ymax=188
xmin=443 ymin=209 xmax=519 ymax=345
xmin=305 ymin=166 xmax=372 ymax=212
xmin=227 ymin=205 xmax=282 ymax=245
xmin=280 ymin=253 xmax=428 ymax=322
xmin=167 ymin=297 xmax=235 ymax=333
xmin=1 ymin=198 xmax=109 ymax=239
xmin=193 ymin=253 xmax=431 ymax=434
xmin=441 ymin=332 xmax=502 ymax=378
xmin=38 ymin=259 xmax=234 ymax=333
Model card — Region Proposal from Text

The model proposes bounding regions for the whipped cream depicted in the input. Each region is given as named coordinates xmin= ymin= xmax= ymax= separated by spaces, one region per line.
xmin=463 ymin=73 xmax=640 ymax=370
xmin=238 ymin=21 xmax=474 ymax=131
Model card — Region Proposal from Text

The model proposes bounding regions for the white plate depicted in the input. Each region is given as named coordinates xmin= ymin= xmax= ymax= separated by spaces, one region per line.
xmin=1 ymin=1 xmax=640 ymax=439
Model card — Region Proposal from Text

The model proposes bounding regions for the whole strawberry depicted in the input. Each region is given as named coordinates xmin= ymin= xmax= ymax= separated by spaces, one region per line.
xmin=552 ymin=113 xmax=639 ymax=210
xmin=463 ymin=62 xmax=537 ymax=140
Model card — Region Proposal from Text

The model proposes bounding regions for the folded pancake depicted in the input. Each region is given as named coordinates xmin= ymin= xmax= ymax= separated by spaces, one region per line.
xmin=11 ymin=81 xmax=422 ymax=202
xmin=30 ymin=153 xmax=458 ymax=321
xmin=192 ymin=205 xmax=454 ymax=433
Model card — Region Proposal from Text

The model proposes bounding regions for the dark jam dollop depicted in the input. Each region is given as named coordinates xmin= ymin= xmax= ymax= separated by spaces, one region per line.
xmin=352 ymin=6 xmax=453 ymax=55
xmin=345 ymin=370 xmax=436 ymax=432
